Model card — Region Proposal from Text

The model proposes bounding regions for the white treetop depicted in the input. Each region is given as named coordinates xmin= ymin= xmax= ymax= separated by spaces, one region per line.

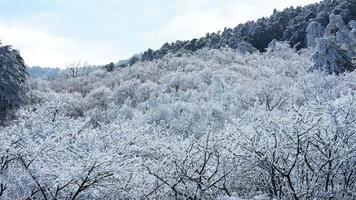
xmin=306 ymin=21 xmax=325 ymax=48
xmin=1 ymin=46 xmax=355 ymax=199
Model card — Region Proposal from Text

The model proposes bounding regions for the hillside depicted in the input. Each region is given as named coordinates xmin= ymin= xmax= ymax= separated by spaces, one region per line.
xmin=121 ymin=0 xmax=356 ymax=67
xmin=1 ymin=43 xmax=356 ymax=199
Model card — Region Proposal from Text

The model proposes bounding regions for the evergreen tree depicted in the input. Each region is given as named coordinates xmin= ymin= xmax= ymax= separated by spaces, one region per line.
xmin=0 ymin=43 xmax=27 ymax=124
xmin=309 ymin=38 xmax=354 ymax=74
xmin=348 ymin=20 xmax=356 ymax=58
xmin=306 ymin=21 xmax=325 ymax=48
xmin=104 ymin=62 xmax=115 ymax=72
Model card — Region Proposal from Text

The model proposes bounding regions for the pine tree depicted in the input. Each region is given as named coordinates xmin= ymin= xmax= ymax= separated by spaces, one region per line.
xmin=0 ymin=43 xmax=27 ymax=124
xmin=348 ymin=20 xmax=356 ymax=59
xmin=306 ymin=21 xmax=325 ymax=48
xmin=309 ymin=38 xmax=354 ymax=74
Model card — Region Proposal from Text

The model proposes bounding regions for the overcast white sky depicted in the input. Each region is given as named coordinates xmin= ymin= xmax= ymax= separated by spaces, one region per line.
xmin=0 ymin=0 xmax=319 ymax=68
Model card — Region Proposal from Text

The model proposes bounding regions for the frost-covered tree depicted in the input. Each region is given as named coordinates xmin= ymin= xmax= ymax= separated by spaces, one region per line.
xmin=320 ymin=14 xmax=356 ymax=59
xmin=350 ymin=20 xmax=356 ymax=40
xmin=0 ymin=44 xmax=27 ymax=124
xmin=1 ymin=43 xmax=356 ymax=199
xmin=103 ymin=62 xmax=115 ymax=72
xmin=348 ymin=20 xmax=356 ymax=58
xmin=237 ymin=41 xmax=258 ymax=54
xmin=306 ymin=21 xmax=325 ymax=48
xmin=236 ymin=92 xmax=356 ymax=199
xmin=309 ymin=37 xmax=354 ymax=74
xmin=325 ymin=14 xmax=346 ymax=37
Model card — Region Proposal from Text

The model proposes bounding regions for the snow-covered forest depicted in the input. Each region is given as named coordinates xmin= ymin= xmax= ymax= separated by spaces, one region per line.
xmin=1 ymin=43 xmax=356 ymax=199
xmin=1 ymin=0 xmax=356 ymax=199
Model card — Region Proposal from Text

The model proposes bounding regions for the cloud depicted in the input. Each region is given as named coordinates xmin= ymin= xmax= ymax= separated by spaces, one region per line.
xmin=0 ymin=19 xmax=129 ymax=68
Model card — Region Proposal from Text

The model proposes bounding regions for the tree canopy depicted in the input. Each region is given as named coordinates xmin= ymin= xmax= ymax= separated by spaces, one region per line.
xmin=0 ymin=43 xmax=27 ymax=124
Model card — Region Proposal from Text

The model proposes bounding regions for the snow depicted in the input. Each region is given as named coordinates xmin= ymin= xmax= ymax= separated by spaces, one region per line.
xmin=1 ymin=45 xmax=356 ymax=199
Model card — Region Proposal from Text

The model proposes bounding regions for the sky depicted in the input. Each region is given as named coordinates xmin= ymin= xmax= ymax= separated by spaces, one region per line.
xmin=0 ymin=0 xmax=320 ymax=68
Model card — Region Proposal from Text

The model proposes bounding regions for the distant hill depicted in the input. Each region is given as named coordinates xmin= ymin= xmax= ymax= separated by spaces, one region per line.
xmin=28 ymin=66 xmax=60 ymax=78
xmin=121 ymin=0 xmax=356 ymax=67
